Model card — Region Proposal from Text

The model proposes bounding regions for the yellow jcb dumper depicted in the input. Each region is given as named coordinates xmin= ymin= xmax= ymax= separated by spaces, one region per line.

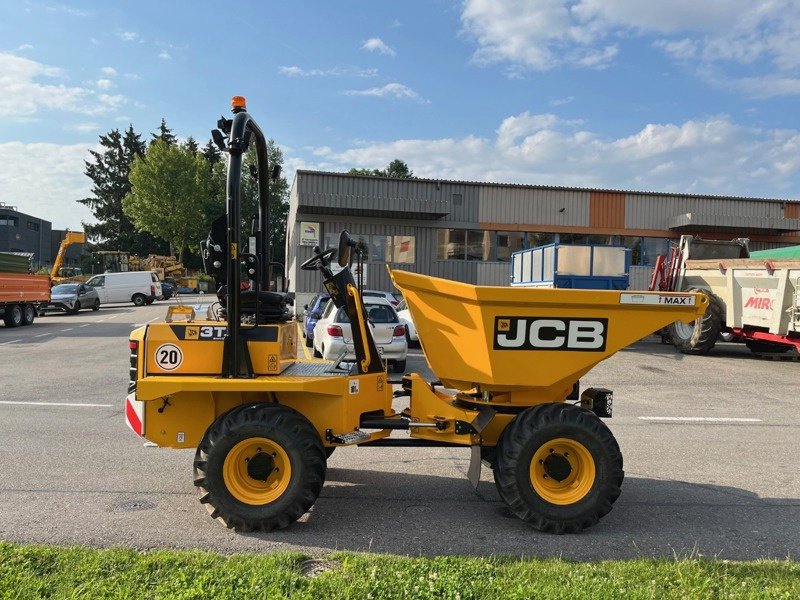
xmin=125 ymin=98 xmax=708 ymax=533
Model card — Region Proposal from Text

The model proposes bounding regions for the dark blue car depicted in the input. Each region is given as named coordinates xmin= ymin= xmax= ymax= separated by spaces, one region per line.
xmin=302 ymin=293 xmax=330 ymax=348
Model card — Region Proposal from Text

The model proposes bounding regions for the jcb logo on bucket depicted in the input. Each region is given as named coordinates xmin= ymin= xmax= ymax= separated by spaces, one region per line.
xmin=493 ymin=317 xmax=608 ymax=352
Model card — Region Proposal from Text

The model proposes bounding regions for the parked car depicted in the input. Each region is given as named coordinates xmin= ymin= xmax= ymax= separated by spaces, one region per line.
xmin=312 ymin=297 xmax=408 ymax=372
xmin=42 ymin=283 xmax=100 ymax=314
xmin=301 ymin=292 xmax=331 ymax=348
xmin=84 ymin=271 xmax=162 ymax=306
xmin=361 ymin=289 xmax=401 ymax=307
xmin=395 ymin=298 xmax=418 ymax=346
xmin=160 ymin=281 xmax=176 ymax=300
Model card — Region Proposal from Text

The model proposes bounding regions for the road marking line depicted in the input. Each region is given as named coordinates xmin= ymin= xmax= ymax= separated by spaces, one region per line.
xmin=638 ymin=416 xmax=763 ymax=423
xmin=0 ymin=339 xmax=22 ymax=345
xmin=79 ymin=324 xmax=91 ymax=328
xmin=0 ymin=401 xmax=112 ymax=408
xmin=60 ymin=328 xmax=73 ymax=332
xmin=297 ymin=322 xmax=312 ymax=360
xmin=34 ymin=333 xmax=51 ymax=337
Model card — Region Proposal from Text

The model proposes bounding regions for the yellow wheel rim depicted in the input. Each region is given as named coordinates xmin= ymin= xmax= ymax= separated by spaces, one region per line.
xmin=530 ymin=437 xmax=596 ymax=505
xmin=223 ymin=437 xmax=292 ymax=505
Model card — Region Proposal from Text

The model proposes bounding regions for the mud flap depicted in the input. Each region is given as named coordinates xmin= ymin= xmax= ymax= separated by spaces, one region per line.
xmin=468 ymin=445 xmax=482 ymax=489
xmin=467 ymin=407 xmax=497 ymax=489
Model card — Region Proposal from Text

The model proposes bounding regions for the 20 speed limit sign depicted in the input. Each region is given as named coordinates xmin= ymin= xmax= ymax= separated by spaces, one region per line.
xmin=154 ymin=343 xmax=183 ymax=371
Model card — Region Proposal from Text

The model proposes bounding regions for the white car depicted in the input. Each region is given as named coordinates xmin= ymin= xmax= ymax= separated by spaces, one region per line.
xmin=312 ymin=298 xmax=408 ymax=373
xmin=395 ymin=298 xmax=418 ymax=346
xmin=361 ymin=289 xmax=402 ymax=307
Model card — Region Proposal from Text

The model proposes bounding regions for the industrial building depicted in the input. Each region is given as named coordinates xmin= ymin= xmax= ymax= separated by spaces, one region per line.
xmin=0 ymin=203 xmax=84 ymax=269
xmin=286 ymin=170 xmax=800 ymax=308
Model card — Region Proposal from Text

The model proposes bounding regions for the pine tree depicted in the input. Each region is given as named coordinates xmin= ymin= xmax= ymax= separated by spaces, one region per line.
xmin=151 ymin=118 xmax=177 ymax=146
xmin=184 ymin=136 xmax=200 ymax=154
xmin=202 ymin=138 xmax=222 ymax=168
xmin=78 ymin=125 xmax=167 ymax=255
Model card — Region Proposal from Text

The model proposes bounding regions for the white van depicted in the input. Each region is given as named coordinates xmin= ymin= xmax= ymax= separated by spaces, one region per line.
xmin=85 ymin=271 xmax=162 ymax=306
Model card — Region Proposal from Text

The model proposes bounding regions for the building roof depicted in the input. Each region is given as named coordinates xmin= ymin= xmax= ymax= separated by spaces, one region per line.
xmin=295 ymin=169 xmax=799 ymax=205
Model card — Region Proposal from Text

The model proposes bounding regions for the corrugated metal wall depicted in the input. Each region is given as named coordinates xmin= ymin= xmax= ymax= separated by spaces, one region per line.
xmin=589 ymin=192 xmax=625 ymax=229
xmin=478 ymin=186 xmax=589 ymax=227
xmin=288 ymin=172 xmax=800 ymax=304
xmin=626 ymin=194 xmax=784 ymax=229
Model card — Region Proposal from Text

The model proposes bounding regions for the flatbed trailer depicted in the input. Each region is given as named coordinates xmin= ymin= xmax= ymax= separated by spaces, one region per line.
xmin=0 ymin=272 xmax=50 ymax=327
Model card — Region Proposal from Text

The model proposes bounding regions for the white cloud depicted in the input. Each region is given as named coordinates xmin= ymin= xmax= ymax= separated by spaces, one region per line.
xmin=291 ymin=112 xmax=800 ymax=199
xmin=0 ymin=53 xmax=126 ymax=117
xmin=120 ymin=31 xmax=139 ymax=42
xmin=0 ymin=142 xmax=97 ymax=230
xmin=16 ymin=44 xmax=33 ymax=52
xmin=64 ymin=122 xmax=99 ymax=133
xmin=158 ymin=51 xmax=171 ymax=60
xmin=361 ymin=37 xmax=396 ymax=57
xmin=343 ymin=82 xmax=427 ymax=103
xmin=461 ymin=0 xmax=800 ymax=91
xmin=278 ymin=65 xmax=377 ymax=78
xmin=96 ymin=78 xmax=114 ymax=90
xmin=100 ymin=66 xmax=118 ymax=76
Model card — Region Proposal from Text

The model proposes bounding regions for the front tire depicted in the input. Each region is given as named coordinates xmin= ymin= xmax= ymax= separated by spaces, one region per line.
xmin=668 ymin=288 xmax=722 ymax=354
xmin=193 ymin=403 xmax=326 ymax=532
xmin=70 ymin=301 xmax=81 ymax=315
xmin=92 ymin=299 xmax=100 ymax=311
xmin=494 ymin=403 xmax=623 ymax=534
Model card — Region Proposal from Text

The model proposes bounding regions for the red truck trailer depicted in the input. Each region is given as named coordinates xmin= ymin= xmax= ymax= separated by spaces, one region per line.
xmin=0 ymin=272 xmax=50 ymax=327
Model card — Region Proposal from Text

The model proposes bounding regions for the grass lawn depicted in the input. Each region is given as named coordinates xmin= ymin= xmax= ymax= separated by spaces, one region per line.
xmin=0 ymin=542 xmax=798 ymax=599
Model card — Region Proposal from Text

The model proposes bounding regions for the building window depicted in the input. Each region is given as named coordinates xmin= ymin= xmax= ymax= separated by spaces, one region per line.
xmin=369 ymin=235 xmax=389 ymax=262
xmin=641 ymin=237 xmax=669 ymax=266
xmin=0 ymin=216 xmax=18 ymax=226
xmin=525 ymin=232 xmax=555 ymax=248
xmin=27 ymin=221 xmax=40 ymax=231
xmin=391 ymin=235 xmax=415 ymax=264
xmin=497 ymin=231 xmax=525 ymax=261
xmin=437 ymin=229 xmax=466 ymax=259
xmin=466 ymin=230 xmax=492 ymax=261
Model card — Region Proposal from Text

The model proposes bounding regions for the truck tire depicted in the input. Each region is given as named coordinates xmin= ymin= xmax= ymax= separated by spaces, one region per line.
xmin=667 ymin=288 xmax=723 ymax=355
xmin=3 ymin=304 xmax=23 ymax=328
xmin=132 ymin=294 xmax=146 ymax=307
xmin=494 ymin=403 xmax=623 ymax=534
xmin=193 ymin=403 xmax=326 ymax=532
xmin=21 ymin=304 xmax=36 ymax=326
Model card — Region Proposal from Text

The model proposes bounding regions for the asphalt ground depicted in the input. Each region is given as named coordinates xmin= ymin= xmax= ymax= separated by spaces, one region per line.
xmin=0 ymin=300 xmax=798 ymax=560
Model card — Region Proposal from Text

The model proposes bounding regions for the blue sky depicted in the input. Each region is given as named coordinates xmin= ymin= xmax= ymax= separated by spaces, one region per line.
xmin=4 ymin=1 xmax=800 ymax=231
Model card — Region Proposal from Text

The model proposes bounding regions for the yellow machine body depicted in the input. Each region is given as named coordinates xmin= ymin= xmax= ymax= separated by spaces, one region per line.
xmin=129 ymin=273 xmax=706 ymax=450
xmin=389 ymin=269 xmax=708 ymax=402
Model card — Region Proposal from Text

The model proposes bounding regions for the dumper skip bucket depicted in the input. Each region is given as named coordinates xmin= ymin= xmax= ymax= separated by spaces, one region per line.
xmin=390 ymin=269 xmax=707 ymax=399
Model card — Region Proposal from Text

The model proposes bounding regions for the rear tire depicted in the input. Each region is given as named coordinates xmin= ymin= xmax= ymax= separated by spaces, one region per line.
xmin=668 ymin=289 xmax=723 ymax=354
xmin=3 ymin=304 xmax=23 ymax=327
xmin=21 ymin=304 xmax=36 ymax=326
xmin=132 ymin=294 xmax=146 ymax=307
xmin=494 ymin=403 xmax=623 ymax=534
xmin=393 ymin=359 xmax=406 ymax=373
xmin=305 ymin=335 xmax=313 ymax=348
xmin=193 ymin=403 xmax=326 ymax=532
xmin=313 ymin=345 xmax=322 ymax=358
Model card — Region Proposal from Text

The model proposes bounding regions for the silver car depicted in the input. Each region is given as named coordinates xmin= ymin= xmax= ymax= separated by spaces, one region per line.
xmin=43 ymin=283 xmax=101 ymax=314
xmin=312 ymin=298 xmax=408 ymax=372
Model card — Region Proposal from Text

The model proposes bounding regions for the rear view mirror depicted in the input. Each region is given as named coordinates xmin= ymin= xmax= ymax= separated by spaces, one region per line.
xmin=337 ymin=230 xmax=353 ymax=268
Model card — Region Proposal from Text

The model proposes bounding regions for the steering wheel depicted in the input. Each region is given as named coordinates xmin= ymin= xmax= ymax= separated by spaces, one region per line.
xmin=300 ymin=246 xmax=336 ymax=271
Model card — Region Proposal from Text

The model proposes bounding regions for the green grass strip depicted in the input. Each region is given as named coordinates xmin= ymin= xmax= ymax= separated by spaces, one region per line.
xmin=0 ymin=541 xmax=798 ymax=599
